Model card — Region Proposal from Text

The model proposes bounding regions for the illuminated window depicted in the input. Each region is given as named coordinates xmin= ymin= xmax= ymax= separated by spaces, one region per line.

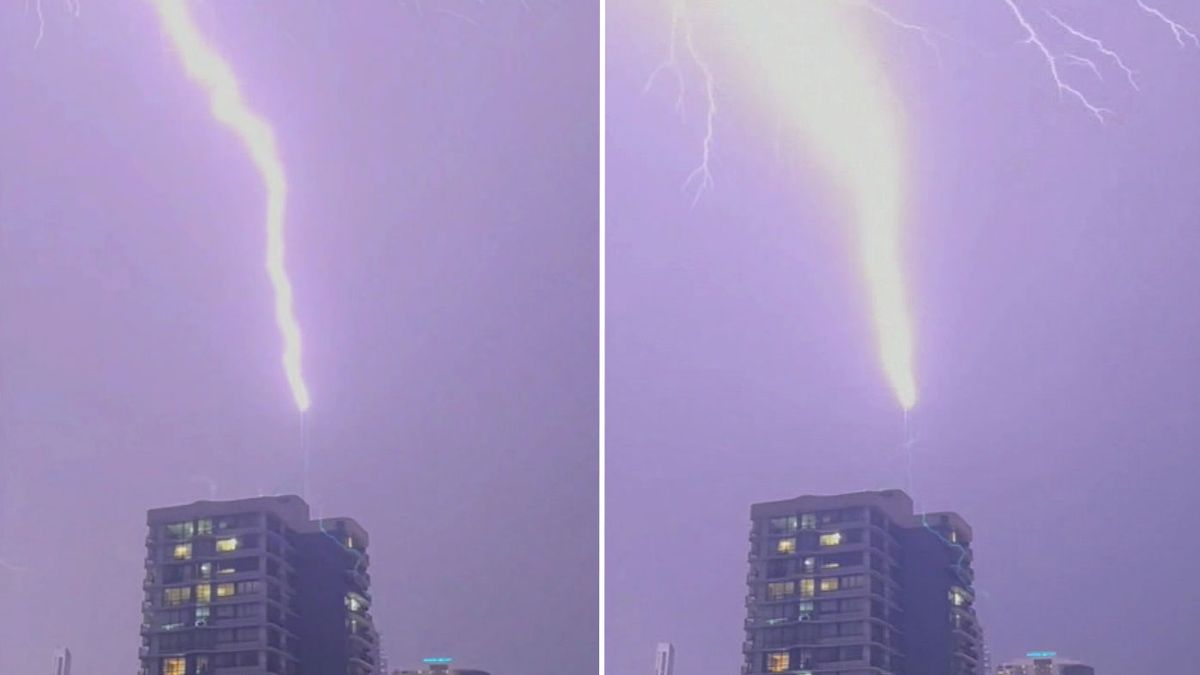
xmin=173 ymin=544 xmax=192 ymax=560
xmin=346 ymin=536 xmax=355 ymax=549
xmin=199 ymin=563 xmax=212 ymax=579
xmin=949 ymin=530 xmax=959 ymax=544
xmin=802 ymin=557 xmax=816 ymax=573
xmin=799 ymin=578 xmax=815 ymax=598
xmin=216 ymin=583 xmax=236 ymax=598
xmin=197 ymin=519 xmax=213 ymax=535
xmin=800 ymin=513 xmax=817 ymax=530
xmin=949 ymin=588 xmax=968 ymax=607
xmin=766 ymin=582 xmax=794 ymax=600
xmin=162 ymin=657 xmax=186 ymax=675
xmin=163 ymin=587 xmax=191 ymax=606
xmin=767 ymin=652 xmax=790 ymax=673
xmin=819 ymin=532 xmax=842 ymax=547
xmin=820 ymin=578 xmax=839 ymax=592
xmin=196 ymin=606 xmax=210 ymax=622
xmin=346 ymin=593 xmax=365 ymax=612
xmin=166 ymin=522 xmax=194 ymax=540
xmin=776 ymin=538 xmax=796 ymax=554
xmin=216 ymin=537 xmax=239 ymax=553
xmin=196 ymin=584 xmax=211 ymax=603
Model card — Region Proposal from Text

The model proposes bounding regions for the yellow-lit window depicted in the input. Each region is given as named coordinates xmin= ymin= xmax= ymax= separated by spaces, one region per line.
xmin=799 ymin=578 xmax=815 ymax=598
xmin=163 ymin=657 xmax=186 ymax=675
xmin=173 ymin=543 xmax=192 ymax=560
xmin=195 ymin=584 xmax=211 ymax=603
xmin=776 ymin=538 xmax=796 ymax=554
xmin=216 ymin=537 xmax=239 ymax=553
xmin=766 ymin=582 xmax=794 ymax=600
xmin=216 ymin=583 xmax=236 ymax=598
xmin=767 ymin=652 xmax=790 ymax=673
xmin=820 ymin=577 xmax=839 ymax=592
xmin=819 ymin=532 xmax=842 ymax=547
xmin=163 ymin=587 xmax=191 ymax=606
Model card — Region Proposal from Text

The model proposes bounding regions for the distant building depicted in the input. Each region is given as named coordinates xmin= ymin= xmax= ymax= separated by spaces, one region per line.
xmin=654 ymin=642 xmax=676 ymax=675
xmin=395 ymin=657 xmax=490 ymax=675
xmin=997 ymin=652 xmax=1095 ymax=675
xmin=51 ymin=647 xmax=71 ymax=675
xmin=138 ymin=495 xmax=378 ymax=675
xmin=743 ymin=489 xmax=983 ymax=675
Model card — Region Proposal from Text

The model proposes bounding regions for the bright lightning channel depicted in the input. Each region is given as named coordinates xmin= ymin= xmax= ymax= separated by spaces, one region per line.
xmin=148 ymin=0 xmax=311 ymax=412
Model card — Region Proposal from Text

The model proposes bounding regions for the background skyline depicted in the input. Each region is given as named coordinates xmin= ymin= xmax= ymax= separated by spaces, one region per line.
xmin=608 ymin=1 xmax=1200 ymax=673
xmin=0 ymin=2 xmax=597 ymax=674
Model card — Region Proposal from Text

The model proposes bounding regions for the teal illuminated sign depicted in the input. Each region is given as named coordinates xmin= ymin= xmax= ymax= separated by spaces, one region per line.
xmin=423 ymin=657 xmax=454 ymax=664
xmin=1026 ymin=651 xmax=1057 ymax=659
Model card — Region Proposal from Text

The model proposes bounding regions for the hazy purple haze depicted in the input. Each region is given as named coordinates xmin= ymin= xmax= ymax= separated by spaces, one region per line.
xmin=0 ymin=2 xmax=597 ymax=674
xmin=608 ymin=1 xmax=1200 ymax=673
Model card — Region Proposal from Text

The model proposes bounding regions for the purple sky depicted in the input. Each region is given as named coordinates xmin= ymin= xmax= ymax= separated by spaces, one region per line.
xmin=0 ymin=2 xmax=597 ymax=674
xmin=608 ymin=1 xmax=1200 ymax=674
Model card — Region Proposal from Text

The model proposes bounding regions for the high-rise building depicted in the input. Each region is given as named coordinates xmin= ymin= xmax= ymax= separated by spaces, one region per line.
xmin=655 ymin=642 xmax=676 ymax=675
xmin=138 ymin=495 xmax=378 ymax=675
xmin=997 ymin=652 xmax=1095 ymax=675
xmin=51 ymin=647 xmax=71 ymax=675
xmin=742 ymin=489 xmax=983 ymax=675
xmin=394 ymin=657 xmax=490 ymax=675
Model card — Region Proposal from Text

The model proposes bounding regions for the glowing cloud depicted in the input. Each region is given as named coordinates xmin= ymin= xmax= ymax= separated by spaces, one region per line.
xmin=149 ymin=0 xmax=310 ymax=411
xmin=687 ymin=1 xmax=918 ymax=409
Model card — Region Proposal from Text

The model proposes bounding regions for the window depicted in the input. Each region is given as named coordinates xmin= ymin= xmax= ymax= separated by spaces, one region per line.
xmin=840 ymin=574 xmax=866 ymax=589
xmin=802 ymin=556 xmax=816 ymax=573
xmin=165 ymin=522 xmax=194 ymax=540
xmin=163 ymin=587 xmax=191 ymax=606
xmin=799 ymin=578 xmax=815 ymax=598
xmin=236 ymin=581 xmax=260 ymax=595
xmin=162 ymin=657 xmax=186 ymax=675
xmin=800 ymin=513 xmax=817 ymax=530
xmin=216 ymin=583 xmax=236 ymax=598
xmin=819 ymin=532 xmax=842 ymax=547
xmin=820 ymin=577 xmax=839 ymax=592
xmin=766 ymin=582 xmax=794 ymax=600
xmin=216 ymin=537 xmax=239 ymax=553
xmin=197 ymin=519 xmax=213 ymax=535
xmin=776 ymin=538 xmax=796 ymax=554
xmin=196 ymin=606 xmax=210 ymax=623
xmin=195 ymin=584 xmax=211 ymax=603
xmin=199 ymin=563 xmax=212 ymax=579
xmin=173 ymin=543 xmax=192 ymax=560
xmin=766 ymin=652 xmax=789 ymax=673
xmin=769 ymin=516 xmax=798 ymax=534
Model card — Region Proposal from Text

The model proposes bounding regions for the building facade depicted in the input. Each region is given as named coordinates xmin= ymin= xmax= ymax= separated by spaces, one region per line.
xmin=655 ymin=642 xmax=676 ymax=675
xmin=51 ymin=647 xmax=71 ymax=675
xmin=997 ymin=652 xmax=1095 ymax=675
xmin=743 ymin=489 xmax=983 ymax=675
xmin=139 ymin=495 xmax=378 ymax=675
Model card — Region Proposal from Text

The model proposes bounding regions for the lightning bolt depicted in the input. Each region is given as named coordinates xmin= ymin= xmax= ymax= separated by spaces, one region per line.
xmin=1001 ymin=0 xmax=1111 ymax=122
xmin=1044 ymin=10 xmax=1140 ymax=91
xmin=645 ymin=2 xmax=716 ymax=206
xmin=1136 ymin=0 xmax=1199 ymax=48
xmin=149 ymin=0 xmax=311 ymax=412
xmin=856 ymin=1 xmax=946 ymax=67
